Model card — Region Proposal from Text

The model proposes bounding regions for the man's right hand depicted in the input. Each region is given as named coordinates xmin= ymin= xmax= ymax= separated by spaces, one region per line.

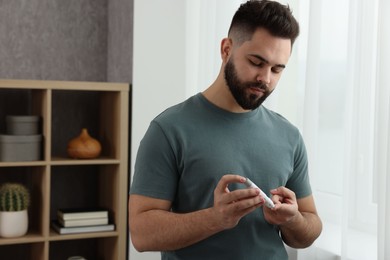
xmin=210 ymin=174 xmax=264 ymax=230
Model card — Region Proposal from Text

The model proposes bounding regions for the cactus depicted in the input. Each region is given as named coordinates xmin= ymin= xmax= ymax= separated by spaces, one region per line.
xmin=0 ymin=183 xmax=30 ymax=211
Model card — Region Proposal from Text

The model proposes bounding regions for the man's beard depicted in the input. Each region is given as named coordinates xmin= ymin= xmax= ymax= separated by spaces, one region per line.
xmin=224 ymin=59 xmax=271 ymax=110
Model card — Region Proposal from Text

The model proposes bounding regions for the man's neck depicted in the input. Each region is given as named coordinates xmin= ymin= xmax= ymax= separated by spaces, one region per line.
xmin=202 ymin=80 xmax=249 ymax=114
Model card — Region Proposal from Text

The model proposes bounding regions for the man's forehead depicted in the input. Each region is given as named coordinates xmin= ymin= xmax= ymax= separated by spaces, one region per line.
xmin=239 ymin=29 xmax=292 ymax=64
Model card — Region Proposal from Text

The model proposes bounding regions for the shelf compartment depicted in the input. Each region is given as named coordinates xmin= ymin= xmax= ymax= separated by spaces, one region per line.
xmin=0 ymin=166 xmax=48 ymax=238
xmin=50 ymin=165 xmax=119 ymax=224
xmin=0 ymin=242 xmax=46 ymax=260
xmin=0 ymin=88 xmax=46 ymax=131
xmin=51 ymin=90 xmax=122 ymax=160
xmin=0 ymin=88 xmax=47 ymax=162
xmin=49 ymin=237 xmax=119 ymax=260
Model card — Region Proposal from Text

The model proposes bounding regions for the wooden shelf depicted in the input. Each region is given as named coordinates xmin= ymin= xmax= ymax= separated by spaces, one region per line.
xmin=0 ymin=232 xmax=45 ymax=245
xmin=0 ymin=161 xmax=47 ymax=167
xmin=48 ymin=230 xmax=118 ymax=241
xmin=0 ymin=79 xmax=129 ymax=260
xmin=50 ymin=157 xmax=120 ymax=165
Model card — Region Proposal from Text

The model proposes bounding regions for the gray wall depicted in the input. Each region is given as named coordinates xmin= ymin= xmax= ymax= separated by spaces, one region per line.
xmin=0 ymin=0 xmax=132 ymax=82
xmin=0 ymin=0 xmax=133 ymax=149
xmin=108 ymin=0 xmax=133 ymax=83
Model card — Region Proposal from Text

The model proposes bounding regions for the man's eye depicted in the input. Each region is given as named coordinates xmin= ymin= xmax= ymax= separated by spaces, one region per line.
xmin=250 ymin=60 xmax=263 ymax=67
xmin=271 ymin=67 xmax=283 ymax=74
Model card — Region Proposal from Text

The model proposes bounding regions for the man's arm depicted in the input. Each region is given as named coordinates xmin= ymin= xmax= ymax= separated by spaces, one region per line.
xmin=129 ymin=194 xmax=218 ymax=251
xmin=264 ymin=187 xmax=322 ymax=248
xmin=129 ymin=175 xmax=263 ymax=252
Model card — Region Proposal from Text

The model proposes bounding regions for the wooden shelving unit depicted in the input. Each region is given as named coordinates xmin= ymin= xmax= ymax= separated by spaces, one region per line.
xmin=0 ymin=79 xmax=129 ymax=260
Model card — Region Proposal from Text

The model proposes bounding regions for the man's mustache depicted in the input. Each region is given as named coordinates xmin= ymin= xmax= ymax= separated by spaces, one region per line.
xmin=247 ymin=82 xmax=268 ymax=91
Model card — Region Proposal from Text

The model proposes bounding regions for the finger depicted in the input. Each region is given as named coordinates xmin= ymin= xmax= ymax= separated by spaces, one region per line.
xmin=271 ymin=186 xmax=295 ymax=199
xmin=215 ymin=174 xmax=246 ymax=193
xmin=270 ymin=194 xmax=283 ymax=204
xmin=228 ymin=195 xmax=263 ymax=212
xmin=236 ymin=202 xmax=263 ymax=216
xmin=270 ymin=187 xmax=297 ymax=205
xmin=225 ymin=187 xmax=261 ymax=203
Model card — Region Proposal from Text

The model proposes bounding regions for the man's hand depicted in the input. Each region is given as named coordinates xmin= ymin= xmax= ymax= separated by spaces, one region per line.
xmin=210 ymin=174 xmax=264 ymax=230
xmin=262 ymin=186 xmax=322 ymax=248
xmin=262 ymin=186 xmax=299 ymax=225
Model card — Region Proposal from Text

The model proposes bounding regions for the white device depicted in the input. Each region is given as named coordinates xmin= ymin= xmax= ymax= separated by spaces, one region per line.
xmin=244 ymin=178 xmax=275 ymax=209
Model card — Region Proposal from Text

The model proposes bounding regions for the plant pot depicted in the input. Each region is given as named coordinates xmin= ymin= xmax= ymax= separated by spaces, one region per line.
xmin=0 ymin=210 xmax=28 ymax=238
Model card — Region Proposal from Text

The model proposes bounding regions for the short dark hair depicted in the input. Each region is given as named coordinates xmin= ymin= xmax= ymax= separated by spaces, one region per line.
xmin=228 ymin=0 xmax=300 ymax=46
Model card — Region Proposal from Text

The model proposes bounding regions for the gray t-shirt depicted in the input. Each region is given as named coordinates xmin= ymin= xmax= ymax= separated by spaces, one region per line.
xmin=131 ymin=93 xmax=312 ymax=260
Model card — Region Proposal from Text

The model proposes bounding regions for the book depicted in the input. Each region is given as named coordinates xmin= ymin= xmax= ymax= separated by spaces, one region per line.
xmin=51 ymin=221 xmax=115 ymax=235
xmin=57 ymin=208 xmax=109 ymax=220
xmin=59 ymin=217 xmax=109 ymax=227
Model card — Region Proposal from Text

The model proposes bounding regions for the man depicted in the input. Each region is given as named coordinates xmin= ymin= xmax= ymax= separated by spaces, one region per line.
xmin=129 ymin=1 xmax=322 ymax=259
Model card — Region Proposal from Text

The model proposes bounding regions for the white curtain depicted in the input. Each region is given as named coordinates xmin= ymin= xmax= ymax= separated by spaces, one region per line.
xmin=185 ymin=0 xmax=390 ymax=259
xmin=295 ymin=0 xmax=389 ymax=259
xmin=376 ymin=0 xmax=390 ymax=259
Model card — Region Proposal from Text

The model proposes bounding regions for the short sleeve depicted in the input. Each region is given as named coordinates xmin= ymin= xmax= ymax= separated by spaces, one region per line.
xmin=130 ymin=121 xmax=179 ymax=201
xmin=285 ymin=132 xmax=312 ymax=199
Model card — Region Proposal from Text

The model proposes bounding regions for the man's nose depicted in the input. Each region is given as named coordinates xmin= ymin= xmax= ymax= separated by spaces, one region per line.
xmin=256 ymin=67 xmax=271 ymax=85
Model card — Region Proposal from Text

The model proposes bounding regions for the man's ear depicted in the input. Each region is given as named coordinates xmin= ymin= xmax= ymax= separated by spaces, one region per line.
xmin=220 ymin=38 xmax=233 ymax=61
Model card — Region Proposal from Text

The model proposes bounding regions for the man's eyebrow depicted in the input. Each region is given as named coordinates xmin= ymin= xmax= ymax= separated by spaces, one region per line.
xmin=248 ymin=54 xmax=286 ymax=69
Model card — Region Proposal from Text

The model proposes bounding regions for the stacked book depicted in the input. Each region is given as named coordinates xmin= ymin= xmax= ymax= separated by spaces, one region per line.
xmin=52 ymin=208 xmax=115 ymax=235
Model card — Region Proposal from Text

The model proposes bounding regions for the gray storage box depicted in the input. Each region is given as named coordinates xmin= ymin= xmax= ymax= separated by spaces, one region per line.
xmin=0 ymin=135 xmax=42 ymax=161
xmin=6 ymin=116 xmax=41 ymax=135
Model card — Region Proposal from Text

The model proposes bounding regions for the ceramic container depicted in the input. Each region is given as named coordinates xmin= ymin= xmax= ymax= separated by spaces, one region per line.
xmin=6 ymin=115 xmax=41 ymax=135
xmin=0 ymin=135 xmax=42 ymax=161
xmin=0 ymin=209 xmax=28 ymax=238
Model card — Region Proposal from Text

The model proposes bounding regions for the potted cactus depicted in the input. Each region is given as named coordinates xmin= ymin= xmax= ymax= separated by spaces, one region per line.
xmin=0 ymin=183 xmax=30 ymax=238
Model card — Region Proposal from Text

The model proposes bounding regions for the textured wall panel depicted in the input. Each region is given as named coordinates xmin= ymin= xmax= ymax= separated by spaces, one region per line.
xmin=108 ymin=0 xmax=133 ymax=83
xmin=0 ymin=0 xmax=108 ymax=81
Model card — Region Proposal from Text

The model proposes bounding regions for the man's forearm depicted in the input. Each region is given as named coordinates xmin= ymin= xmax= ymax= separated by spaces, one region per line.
xmin=130 ymin=207 xmax=222 ymax=252
xmin=279 ymin=211 xmax=322 ymax=248
xmin=130 ymin=176 xmax=265 ymax=252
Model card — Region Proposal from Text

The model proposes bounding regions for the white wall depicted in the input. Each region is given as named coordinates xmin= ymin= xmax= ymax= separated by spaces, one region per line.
xmin=131 ymin=0 xmax=187 ymax=163
xmin=131 ymin=1 xmax=186 ymax=259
